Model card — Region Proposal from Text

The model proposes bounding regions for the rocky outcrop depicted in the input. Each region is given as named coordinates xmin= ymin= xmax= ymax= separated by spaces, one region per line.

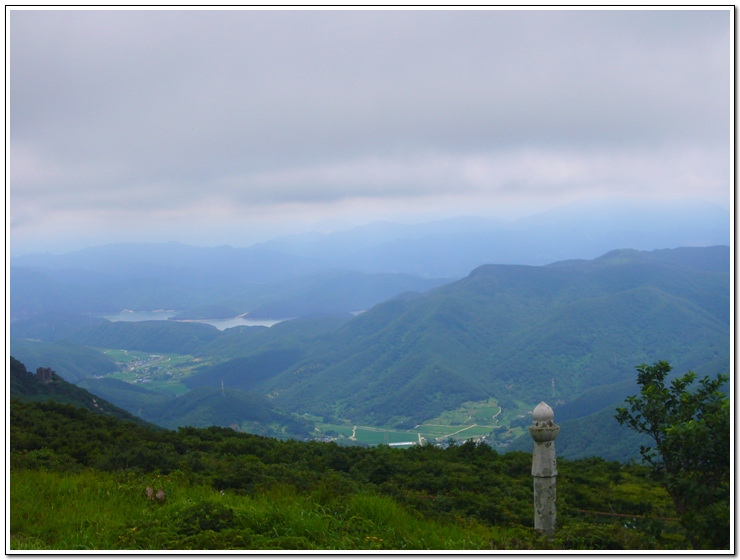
xmin=36 ymin=367 xmax=54 ymax=384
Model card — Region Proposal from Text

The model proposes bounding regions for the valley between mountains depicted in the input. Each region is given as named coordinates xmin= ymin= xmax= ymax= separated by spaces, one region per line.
xmin=9 ymin=244 xmax=730 ymax=461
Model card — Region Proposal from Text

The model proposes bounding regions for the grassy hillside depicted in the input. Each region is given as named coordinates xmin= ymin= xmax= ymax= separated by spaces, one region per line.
xmin=11 ymin=397 xmax=698 ymax=550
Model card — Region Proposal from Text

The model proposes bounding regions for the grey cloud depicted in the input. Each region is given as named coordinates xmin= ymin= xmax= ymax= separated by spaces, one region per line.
xmin=11 ymin=10 xmax=728 ymax=154
xmin=8 ymin=8 xmax=731 ymax=254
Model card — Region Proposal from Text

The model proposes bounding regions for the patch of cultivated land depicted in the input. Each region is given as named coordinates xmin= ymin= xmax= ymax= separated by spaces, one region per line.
xmin=101 ymin=349 xmax=212 ymax=395
xmin=426 ymin=397 xmax=503 ymax=426
xmin=313 ymin=398 xmax=526 ymax=447
xmin=96 ymin=361 xmax=531 ymax=447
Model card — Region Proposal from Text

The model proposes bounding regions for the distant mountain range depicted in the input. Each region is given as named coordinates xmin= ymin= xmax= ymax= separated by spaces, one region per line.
xmin=253 ymin=198 xmax=729 ymax=276
xmin=10 ymin=244 xmax=729 ymax=461
xmin=9 ymin=251 xmax=449 ymax=322
xmin=8 ymin=200 xmax=730 ymax=460
xmin=10 ymin=199 xmax=729 ymax=321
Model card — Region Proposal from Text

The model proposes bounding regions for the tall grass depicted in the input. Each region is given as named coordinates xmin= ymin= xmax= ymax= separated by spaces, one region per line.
xmin=10 ymin=469 xmax=509 ymax=551
xmin=11 ymin=468 xmax=673 ymax=551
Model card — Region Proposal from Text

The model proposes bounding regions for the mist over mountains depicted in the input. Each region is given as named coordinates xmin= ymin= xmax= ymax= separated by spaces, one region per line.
xmin=253 ymin=198 xmax=729 ymax=276
xmin=12 ymin=198 xmax=729 ymax=274
xmin=10 ymin=199 xmax=729 ymax=323
xmin=8 ymin=199 xmax=731 ymax=460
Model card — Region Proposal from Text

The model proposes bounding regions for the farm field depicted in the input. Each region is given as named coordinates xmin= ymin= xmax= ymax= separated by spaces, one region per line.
xmin=307 ymin=397 xmax=547 ymax=448
xmin=102 ymin=349 xmax=211 ymax=395
xmin=96 ymin=356 xmax=533 ymax=448
xmin=353 ymin=427 xmax=421 ymax=446
xmin=425 ymin=397 xmax=503 ymax=426
xmin=317 ymin=421 xmax=501 ymax=448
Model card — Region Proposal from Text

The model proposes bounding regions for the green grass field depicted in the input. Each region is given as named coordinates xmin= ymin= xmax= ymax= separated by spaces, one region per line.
xmin=353 ymin=428 xmax=420 ymax=446
xmin=310 ymin=397 xmax=527 ymax=447
xmin=427 ymin=398 xmax=502 ymax=426
xmin=10 ymin=469 xmax=514 ymax=550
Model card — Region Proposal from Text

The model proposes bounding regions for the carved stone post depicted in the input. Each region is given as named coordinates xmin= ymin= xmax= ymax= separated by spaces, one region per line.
xmin=529 ymin=401 xmax=559 ymax=537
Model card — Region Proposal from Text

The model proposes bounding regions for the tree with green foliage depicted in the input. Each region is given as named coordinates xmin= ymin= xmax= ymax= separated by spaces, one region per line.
xmin=615 ymin=361 xmax=729 ymax=549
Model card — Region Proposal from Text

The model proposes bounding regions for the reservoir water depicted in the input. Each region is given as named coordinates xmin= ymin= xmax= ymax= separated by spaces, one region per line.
xmin=101 ymin=310 xmax=286 ymax=330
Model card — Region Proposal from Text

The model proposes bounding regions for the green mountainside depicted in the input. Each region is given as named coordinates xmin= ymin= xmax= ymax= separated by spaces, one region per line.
xmin=67 ymin=320 xmax=223 ymax=354
xmin=9 ymin=338 xmax=118 ymax=383
xmin=139 ymin=386 xmax=313 ymax=437
xmin=184 ymin=349 xmax=305 ymax=392
xmin=11 ymin=356 xmax=312 ymax=439
xmin=9 ymin=356 xmax=154 ymax=427
xmin=255 ymin=248 xmax=728 ymax=427
xmin=8 ymin=246 xmax=729 ymax=461
xmin=195 ymin=314 xmax=352 ymax=360
xmin=510 ymin=405 xmax=651 ymax=462
xmin=76 ymin=376 xmax=176 ymax=410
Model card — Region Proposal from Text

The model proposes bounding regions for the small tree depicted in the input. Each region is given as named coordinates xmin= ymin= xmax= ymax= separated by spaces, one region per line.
xmin=615 ymin=361 xmax=729 ymax=549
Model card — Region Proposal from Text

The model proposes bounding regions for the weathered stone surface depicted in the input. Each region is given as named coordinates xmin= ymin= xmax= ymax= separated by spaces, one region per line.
xmin=532 ymin=401 xmax=554 ymax=424
xmin=36 ymin=367 xmax=54 ymax=384
xmin=529 ymin=401 xmax=559 ymax=536
xmin=533 ymin=476 xmax=557 ymax=534
xmin=531 ymin=440 xmax=558 ymax=477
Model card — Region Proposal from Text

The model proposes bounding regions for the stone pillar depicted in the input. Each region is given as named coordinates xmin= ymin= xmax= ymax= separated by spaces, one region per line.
xmin=528 ymin=401 xmax=559 ymax=537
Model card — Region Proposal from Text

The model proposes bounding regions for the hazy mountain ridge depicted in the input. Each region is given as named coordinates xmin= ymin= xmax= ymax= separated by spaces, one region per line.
xmin=254 ymin=200 xmax=730 ymax=276
xmin=10 ymin=202 xmax=729 ymax=319
xmin=254 ymin=246 xmax=729 ymax=427
xmin=9 ymin=264 xmax=449 ymax=323
xmin=8 ymin=220 xmax=730 ymax=460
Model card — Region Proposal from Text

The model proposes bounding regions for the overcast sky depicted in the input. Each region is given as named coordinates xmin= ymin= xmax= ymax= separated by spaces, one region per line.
xmin=8 ymin=8 xmax=732 ymax=255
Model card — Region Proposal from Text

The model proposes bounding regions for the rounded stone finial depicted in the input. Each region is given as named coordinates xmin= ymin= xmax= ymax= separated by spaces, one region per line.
xmin=530 ymin=401 xmax=559 ymax=442
xmin=529 ymin=402 xmax=560 ymax=442
xmin=532 ymin=401 xmax=554 ymax=423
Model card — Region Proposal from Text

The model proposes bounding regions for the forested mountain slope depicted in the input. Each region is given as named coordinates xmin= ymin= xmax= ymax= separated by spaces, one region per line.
xmin=10 ymin=357 xmax=313 ymax=439
xmin=9 ymin=338 xmax=119 ymax=383
xmin=9 ymin=246 xmax=729 ymax=453
xmin=254 ymin=247 xmax=729 ymax=427
xmin=9 ymin=356 xmax=153 ymax=427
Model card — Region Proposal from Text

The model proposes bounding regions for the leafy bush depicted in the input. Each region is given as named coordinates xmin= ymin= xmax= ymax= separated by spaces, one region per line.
xmin=175 ymin=501 xmax=238 ymax=536
xmin=10 ymin=398 xmax=690 ymax=550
